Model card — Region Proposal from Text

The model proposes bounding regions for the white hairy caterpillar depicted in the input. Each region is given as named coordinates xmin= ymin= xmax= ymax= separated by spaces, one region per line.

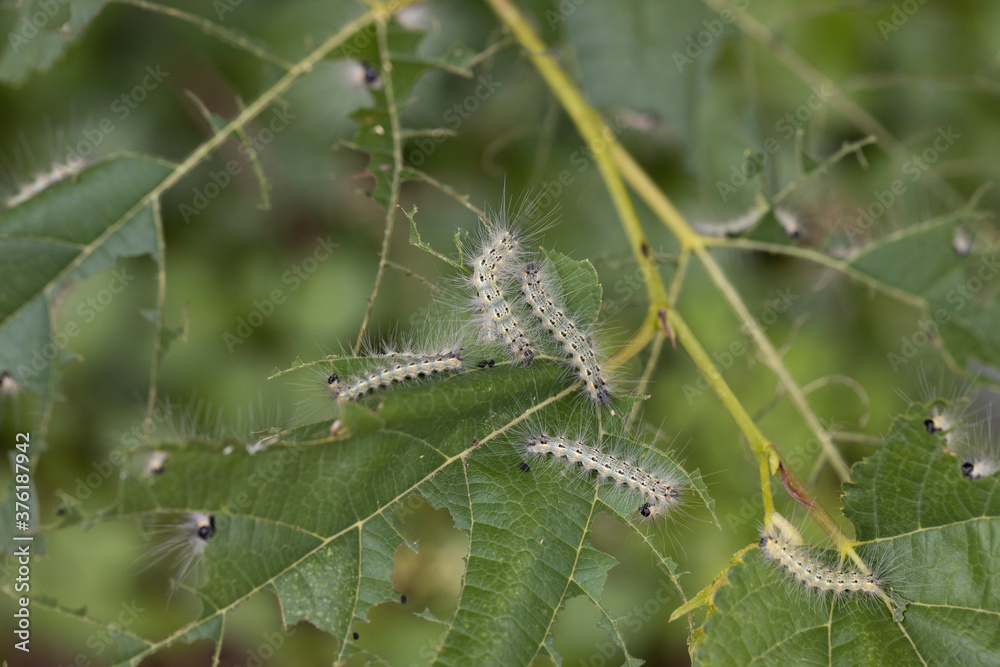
xmin=693 ymin=206 xmax=766 ymax=238
xmin=347 ymin=59 xmax=383 ymax=90
xmin=144 ymin=450 xmax=169 ymax=476
xmin=466 ymin=200 xmax=542 ymax=365
xmin=522 ymin=432 xmax=683 ymax=522
xmin=907 ymin=371 xmax=1000 ymax=479
xmin=773 ymin=207 xmax=803 ymax=239
xmin=326 ymin=348 xmax=464 ymax=402
xmin=0 ymin=370 xmax=17 ymax=396
xmin=142 ymin=512 xmax=217 ymax=598
xmin=897 ymin=370 xmax=972 ymax=449
xmin=692 ymin=205 xmax=802 ymax=239
xmin=0 ymin=370 xmax=21 ymax=427
xmin=4 ymin=155 xmax=87 ymax=208
xmin=1 ymin=124 xmax=95 ymax=210
xmin=952 ymin=226 xmax=973 ymax=257
xmin=520 ymin=261 xmax=611 ymax=405
xmin=951 ymin=409 xmax=1000 ymax=480
xmin=758 ymin=514 xmax=886 ymax=600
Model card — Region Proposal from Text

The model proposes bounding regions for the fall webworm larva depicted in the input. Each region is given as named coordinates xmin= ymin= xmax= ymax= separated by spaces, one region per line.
xmin=693 ymin=207 xmax=765 ymax=238
xmin=520 ymin=261 xmax=611 ymax=406
xmin=326 ymin=347 xmax=464 ymax=402
xmin=522 ymin=432 xmax=683 ymax=522
xmin=897 ymin=370 xmax=971 ymax=448
xmin=144 ymin=450 xmax=169 ymax=476
xmin=759 ymin=514 xmax=887 ymax=601
xmin=773 ymin=207 xmax=803 ymax=239
xmin=904 ymin=372 xmax=1000 ymax=478
xmin=1 ymin=123 xmax=96 ymax=210
xmin=951 ymin=408 xmax=1000 ymax=480
xmin=0 ymin=370 xmax=18 ymax=396
xmin=466 ymin=201 xmax=539 ymax=365
xmin=0 ymin=370 xmax=21 ymax=427
xmin=348 ymin=60 xmax=383 ymax=89
xmin=142 ymin=512 xmax=217 ymax=598
xmin=953 ymin=226 xmax=973 ymax=257
xmin=3 ymin=155 xmax=87 ymax=209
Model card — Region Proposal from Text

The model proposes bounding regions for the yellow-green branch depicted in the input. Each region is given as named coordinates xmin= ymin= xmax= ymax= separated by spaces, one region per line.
xmin=485 ymin=0 xmax=861 ymax=534
xmin=611 ymin=144 xmax=852 ymax=482
xmin=485 ymin=0 xmax=668 ymax=317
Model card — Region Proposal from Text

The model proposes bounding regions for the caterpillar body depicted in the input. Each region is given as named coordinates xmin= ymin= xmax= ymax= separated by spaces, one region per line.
xmin=469 ymin=224 xmax=536 ymax=364
xmin=523 ymin=433 xmax=681 ymax=521
xmin=961 ymin=452 xmax=999 ymax=480
xmin=952 ymin=417 xmax=1000 ymax=480
xmin=327 ymin=348 xmax=464 ymax=402
xmin=520 ymin=262 xmax=610 ymax=405
xmin=693 ymin=206 xmax=765 ymax=238
xmin=3 ymin=154 xmax=87 ymax=209
xmin=143 ymin=512 xmax=218 ymax=599
xmin=908 ymin=372 xmax=999 ymax=479
xmin=773 ymin=207 xmax=803 ymax=239
xmin=144 ymin=450 xmax=169 ymax=476
xmin=759 ymin=515 xmax=886 ymax=599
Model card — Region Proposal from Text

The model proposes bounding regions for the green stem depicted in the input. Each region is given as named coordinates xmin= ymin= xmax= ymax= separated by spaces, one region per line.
xmin=484 ymin=0 xmax=669 ymax=320
xmin=609 ymin=144 xmax=852 ymax=481
xmin=668 ymin=310 xmax=777 ymax=517
xmin=142 ymin=198 xmax=166 ymax=442
xmin=115 ymin=0 xmax=295 ymax=71
xmin=695 ymin=244 xmax=851 ymax=481
xmin=355 ymin=18 xmax=404 ymax=353
xmin=628 ymin=331 xmax=666 ymax=427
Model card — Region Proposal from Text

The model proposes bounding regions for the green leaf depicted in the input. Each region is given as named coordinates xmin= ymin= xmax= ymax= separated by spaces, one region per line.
xmin=0 ymin=0 xmax=112 ymax=84
xmin=336 ymin=20 xmax=470 ymax=209
xmin=696 ymin=407 xmax=1000 ymax=665
xmin=334 ymin=19 xmax=492 ymax=211
xmin=111 ymin=359 xmax=704 ymax=665
xmin=539 ymin=250 xmax=603 ymax=325
xmin=0 ymin=154 xmax=173 ymax=402
xmin=846 ymin=211 xmax=1000 ymax=369
xmin=91 ymin=257 xmax=711 ymax=666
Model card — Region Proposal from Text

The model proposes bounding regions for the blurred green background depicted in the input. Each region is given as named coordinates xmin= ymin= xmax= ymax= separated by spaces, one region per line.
xmin=1 ymin=0 xmax=998 ymax=664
